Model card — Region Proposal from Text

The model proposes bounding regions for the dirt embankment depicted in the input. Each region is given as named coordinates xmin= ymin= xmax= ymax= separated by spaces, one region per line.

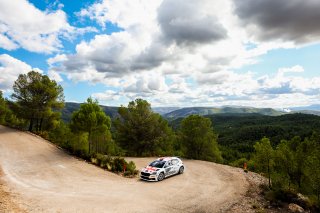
xmin=0 ymin=125 xmax=251 ymax=213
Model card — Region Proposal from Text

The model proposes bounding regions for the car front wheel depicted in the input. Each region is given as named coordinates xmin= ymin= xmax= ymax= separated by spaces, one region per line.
xmin=157 ymin=172 xmax=165 ymax=181
xmin=179 ymin=166 xmax=184 ymax=174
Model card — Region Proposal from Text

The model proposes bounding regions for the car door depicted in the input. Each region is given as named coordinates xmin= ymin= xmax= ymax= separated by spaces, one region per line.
xmin=164 ymin=160 xmax=174 ymax=176
xmin=171 ymin=159 xmax=179 ymax=174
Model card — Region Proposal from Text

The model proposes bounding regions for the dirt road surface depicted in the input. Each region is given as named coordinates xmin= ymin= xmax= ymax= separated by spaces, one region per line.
xmin=0 ymin=125 xmax=248 ymax=213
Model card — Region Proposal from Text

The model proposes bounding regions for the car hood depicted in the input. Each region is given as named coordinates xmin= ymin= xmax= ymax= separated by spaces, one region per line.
xmin=142 ymin=166 xmax=160 ymax=173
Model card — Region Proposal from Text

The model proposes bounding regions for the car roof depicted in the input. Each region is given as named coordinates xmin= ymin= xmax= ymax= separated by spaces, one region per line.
xmin=156 ymin=157 xmax=180 ymax=162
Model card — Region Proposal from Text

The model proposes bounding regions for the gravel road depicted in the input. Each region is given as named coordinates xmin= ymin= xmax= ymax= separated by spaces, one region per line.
xmin=0 ymin=125 xmax=248 ymax=213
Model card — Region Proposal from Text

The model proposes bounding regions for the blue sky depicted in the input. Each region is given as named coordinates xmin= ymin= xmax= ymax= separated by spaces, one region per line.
xmin=1 ymin=0 xmax=320 ymax=108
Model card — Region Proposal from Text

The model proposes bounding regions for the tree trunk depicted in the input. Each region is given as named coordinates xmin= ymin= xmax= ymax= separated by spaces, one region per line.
xmin=95 ymin=134 xmax=97 ymax=153
xmin=39 ymin=117 xmax=43 ymax=131
xmin=268 ymin=159 xmax=271 ymax=188
xmin=288 ymin=180 xmax=291 ymax=190
xmin=36 ymin=118 xmax=39 ymax=131
xmin=88 ymin=132 xmax=91 ymax=155
xmin=103 ymin=135 xmax=105 ymax=154
xmin=28 ymin=118 xmax=33 ymax=132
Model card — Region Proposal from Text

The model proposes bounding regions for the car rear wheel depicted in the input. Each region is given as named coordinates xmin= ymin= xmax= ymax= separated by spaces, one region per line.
xmin=179 ymin=166 xmax=184 ymax=174
xmin=157 ymin=172 xmax=165 ymax=181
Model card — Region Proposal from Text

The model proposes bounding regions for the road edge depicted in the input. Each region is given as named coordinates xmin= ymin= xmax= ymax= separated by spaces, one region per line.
xmin=0 ymin=165 xmax=27 ymax=213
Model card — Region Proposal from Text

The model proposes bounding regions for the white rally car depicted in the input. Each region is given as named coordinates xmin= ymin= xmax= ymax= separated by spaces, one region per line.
xmin=140 ymin=157 xmax=184 ymax=181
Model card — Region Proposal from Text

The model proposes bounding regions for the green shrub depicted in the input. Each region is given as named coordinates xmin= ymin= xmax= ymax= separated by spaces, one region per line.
xmin=112 ymin=157 xmax=126 ymax=172
xmin=91 ymin=158 xmax=98 ymax=164
xmin=247 ymin=159 xmax=255 ymax=171
xmin=124 ymin=161 xmax=139 ymax=176
xmin=89 ymin=155 xmax=137 ymax=176
xmin=35 ymin=131 xmax=49 ymax=140
xmin=95 ymin=153 xmax=105 ymax=165
xmin=126 ymin=161 xmax=136 ymax=173
xmin=123 ymin=171 xmax=131 ymax=177
xmin=106 ymin=162 xmax=112 ymax=171
xmin=230 ymin=157 xmax=248 ymax=168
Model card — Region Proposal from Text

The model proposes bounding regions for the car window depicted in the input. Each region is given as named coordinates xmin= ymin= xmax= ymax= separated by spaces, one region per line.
xmin=166 ymin=160 xmax=172 ymax=167
xmin=172 ymin=159 xmax=178 ymax=165
xmin=149 ymin=160 xmax=165 ymax=168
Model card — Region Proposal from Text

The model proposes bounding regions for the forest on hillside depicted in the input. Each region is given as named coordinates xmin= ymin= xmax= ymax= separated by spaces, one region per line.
xmin=1 ymin=71 xmax=319 ymax=208
xmin=170 ymin=113 xmax=320 ymax=163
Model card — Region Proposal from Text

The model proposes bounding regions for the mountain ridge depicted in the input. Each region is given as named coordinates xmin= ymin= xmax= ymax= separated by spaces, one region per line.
xmin=61 ymin=102 xmax=320 ymax=122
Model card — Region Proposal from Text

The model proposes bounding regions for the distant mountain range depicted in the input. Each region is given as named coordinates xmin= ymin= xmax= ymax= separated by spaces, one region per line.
xmin=152 ymin=107 xmax=181 ymax=115
xmin=289 ymin=104 xmax=320 ymax=111
xmin=61 ymin=102 xmax=119 ymax=122
xmin=163 ymin=107 xmax=285 ymax=119
xmin=60 ymin=102 xmax=320 ymax=122
xmin=292 ymin=110 xmax=320 ymax=116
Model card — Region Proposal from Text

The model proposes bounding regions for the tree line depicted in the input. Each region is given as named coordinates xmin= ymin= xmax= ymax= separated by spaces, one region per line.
xmin=253 ymin=136 xmax=320 ymax=206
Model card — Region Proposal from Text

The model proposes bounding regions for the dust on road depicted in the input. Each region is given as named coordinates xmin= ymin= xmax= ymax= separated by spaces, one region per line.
xmin=0 ymin=125 xmax=248 ymax=212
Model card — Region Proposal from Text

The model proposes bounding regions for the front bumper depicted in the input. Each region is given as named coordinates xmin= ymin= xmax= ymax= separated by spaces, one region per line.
xmin=140 ymin=172 xmax=158 ymax=181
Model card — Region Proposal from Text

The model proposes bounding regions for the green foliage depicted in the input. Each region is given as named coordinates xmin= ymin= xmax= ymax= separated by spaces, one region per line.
xmin=230 ymin=157 xmax=248 ymax=168
xmin=61 ymin=102 xmax=119 ymax=122
xmin=247 ymin=159 xmax=255 ymax=171
xmin=0 ymin=91 xmax=28 ymax=128
xmin=251 ymin=134 xmax=320 ymax=208
xmin=126 ymin=161 xmax=136 ymax=173
xmin=90 ymin=154 xmax=138 ymax=176
xmin=273 ymin=140 xmax=296 ymax=189
xmin=253 ymin=137 xmax=274 ymax=188
xmin=94 ymin=153 xmax=111 ymax=168
xmin=179 ymin=115 xmax=222 ymax=162
xmin=264 ymin=188 xmax=314 ymax=210
xmin=70 ymin=97 xmax=111 ymax=154
xmin=112 ymin=157 xmax=126 ymax=172
xmin=0 ymin=91 xmax=7 ymax=124
xmin=303 ymin=141 xmax=320 ymax=204
xmin=114 ymin=99 xmax=174 ymax=156
xmin=171 ymin=113 xmax=320 ymax=164
xmin=10 ymin=71 xmax=64 ymax=132
xmin=49 ymin=120 xmax=89 ymax=158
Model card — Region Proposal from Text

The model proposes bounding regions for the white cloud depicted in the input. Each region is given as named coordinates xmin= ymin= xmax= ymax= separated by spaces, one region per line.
xmin=92 ymin=90 xmax=121 ymax=102
xmin=78 ymin=0 xmax=162 ymax=30
xmin=0 ymin=0 xmax=95 ymax=54
xmin=49 ymin=0 xmax=320 ymax=108
xmin=0 ymin=34 xmax=18 ymax=50
xmin=48 ymin=70 xmax=63 ymax=83
xmin=123 ymin=72 xmax=167 ymax=94
xmin=47 ymin=54 xmax=67 ymax=66
xmin=158 ymin=0 xmax=227 ymax=45
xmin=278 ymin=65 xmax=304 ymax=75
xmin=0 ymin=54 xmax=40 ymax=91
xmin=63 ymin=0 xmax=300 ymax=83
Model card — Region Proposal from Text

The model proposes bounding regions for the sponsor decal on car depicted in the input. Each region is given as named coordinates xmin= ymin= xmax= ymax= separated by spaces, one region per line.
xmin=144 ymin=166 xmax=157 ymax=172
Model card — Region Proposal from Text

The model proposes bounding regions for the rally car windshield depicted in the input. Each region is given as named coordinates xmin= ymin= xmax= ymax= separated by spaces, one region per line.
xmin=149 ymin=160 xmax=165 ymax=168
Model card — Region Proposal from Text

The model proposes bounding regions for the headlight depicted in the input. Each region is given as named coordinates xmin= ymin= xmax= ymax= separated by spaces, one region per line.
xmin=151 ymin=172 xmax=157 ymax=175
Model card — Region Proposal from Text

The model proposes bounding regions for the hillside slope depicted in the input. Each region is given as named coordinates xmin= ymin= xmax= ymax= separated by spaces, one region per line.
xmin=170 ymin=113 xmax=320 ymax=162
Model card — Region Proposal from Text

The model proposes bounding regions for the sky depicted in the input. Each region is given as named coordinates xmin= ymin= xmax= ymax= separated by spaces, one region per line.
xmin=0 ymin=0 xmax=320 ymax=108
